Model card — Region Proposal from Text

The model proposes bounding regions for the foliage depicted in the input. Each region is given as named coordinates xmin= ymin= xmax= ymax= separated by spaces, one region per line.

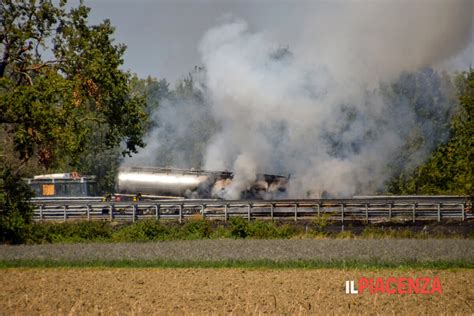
xmin=181 ymin=219 xmax=213 ymax=239
xmin=0 ymin=167 xmax=33 ymax=243
xmin=130 ymin=69 xmax=219 ymax=169
xmin=312 ymin=213 xmax=332 ymax=233
xmin=129 ymin=75 xmax=169 ymax=130
xmin=379 ymin=69 xmax=458 ymax=190
xmin=0 ymin=0 xmax=148 ymax=241
xmin=1 ymin=0 xmax=147 ymax=167
xmin=29 ymin=221 xmax=112 ymax=243
xmin=227 ymin=217 xmax=297 ymax=239
xmin=390 ymin=70 xmax=473 ymax=195
xmin=111 ymin=220 xmax=172 ymax=242
xmin=111 ymin=220 xmax=212 ymax=242
xmin=3 ymin=218 xmax=469 ymax=244
xmin=74 ymin=132 xmax=122 ymax=194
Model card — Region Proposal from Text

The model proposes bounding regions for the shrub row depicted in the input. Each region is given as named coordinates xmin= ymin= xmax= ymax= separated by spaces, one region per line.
xmin=23 ymin=218 xmax=298 ymax=243
xmin=3 ymin=217 xmax=472 ymax=244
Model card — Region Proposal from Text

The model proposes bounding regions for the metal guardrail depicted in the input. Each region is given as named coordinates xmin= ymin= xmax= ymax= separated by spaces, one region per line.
xmin=31 ymin=196 xmax=472 ymax=223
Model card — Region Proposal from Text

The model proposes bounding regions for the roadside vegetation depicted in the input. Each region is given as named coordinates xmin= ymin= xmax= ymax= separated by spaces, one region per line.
xmin=5 ymin=217 xmax=472 ymax=244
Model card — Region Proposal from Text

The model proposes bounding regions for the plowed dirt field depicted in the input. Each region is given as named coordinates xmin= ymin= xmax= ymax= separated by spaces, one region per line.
xmin=1 ymin=268 xmax=472 ymax=314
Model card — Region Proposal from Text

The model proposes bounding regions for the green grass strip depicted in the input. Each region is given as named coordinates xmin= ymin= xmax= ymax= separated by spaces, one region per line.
xmin=0 ymin=259 xmax=472 ymax=270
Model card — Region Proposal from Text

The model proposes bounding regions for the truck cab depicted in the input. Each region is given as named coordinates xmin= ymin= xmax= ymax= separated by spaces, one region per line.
xmin=25 ymin=173 xmax=97 ymax=198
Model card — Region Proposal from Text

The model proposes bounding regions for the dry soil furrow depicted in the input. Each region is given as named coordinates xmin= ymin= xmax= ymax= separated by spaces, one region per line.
xmin=0 ymin=268 xmax=472 ymax=314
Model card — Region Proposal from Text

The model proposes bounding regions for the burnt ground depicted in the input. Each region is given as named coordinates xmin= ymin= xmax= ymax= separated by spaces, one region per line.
xmin=269 ymin=218 xmax=474 ymax=237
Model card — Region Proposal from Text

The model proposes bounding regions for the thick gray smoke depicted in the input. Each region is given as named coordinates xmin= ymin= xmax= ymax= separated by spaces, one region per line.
xmin=200 ymin=0 xmax=473 ymax=198
xmin=123 ymin=92 xmax=216 ymax=169
xmin=128 ymin=0 xmax=473 ymax=198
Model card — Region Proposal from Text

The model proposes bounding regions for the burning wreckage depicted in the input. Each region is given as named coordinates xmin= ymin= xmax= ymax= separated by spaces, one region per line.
xmin=117 ymin=167 xmax=289 ymax=200
xmin=26 ymin=167 xmax=289 ymax=201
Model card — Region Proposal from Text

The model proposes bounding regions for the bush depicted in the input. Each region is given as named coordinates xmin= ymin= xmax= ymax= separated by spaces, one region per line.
xmin=228 ymin=217 xmax=250 ymax=238
xmin=312 ymin=213 xmax=332 ymax=233
xmin=227 ymin=218 xmax=297 ymax=239
xmin=112 ymin=220 xmax=171 ymax=242
xmin=2 ymin=216 xmax=468 ymax=244
xmin=210 ymin=225 xmax=233 ymax=239
xmin=180 ymin=220 xmax=212 ymax=239
xmin=112 ymin=220 xmax=212 ymax=242
xmin=28 ymin=221 xmax=113 ymax=243
xmin=0 ymin=168 xmax=33 ymax=244
xmin=248 ymin=220 xmax=280 ymax=238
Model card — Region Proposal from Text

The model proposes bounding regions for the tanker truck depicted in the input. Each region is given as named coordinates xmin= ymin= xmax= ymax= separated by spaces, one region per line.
xmin=116 ymin=166 xmax=289 ymax=200
xmin=25 ymin=167 xmax=289 ymax=201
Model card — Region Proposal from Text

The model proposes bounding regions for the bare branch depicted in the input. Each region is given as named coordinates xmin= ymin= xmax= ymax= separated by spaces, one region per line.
xmin=23 ymin=59 xmax=62 ymax=72
xmin=18 ymin=71 xmax=33 ymax=85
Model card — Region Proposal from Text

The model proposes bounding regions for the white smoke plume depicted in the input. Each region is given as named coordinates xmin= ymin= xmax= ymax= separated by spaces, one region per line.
xmin=199 ymin=0 xmax=473 ymax=197
xmin=128 ymin=0 xmax=473 ymax=198
xmin=123 ymin=95 xmax=215 ymax=169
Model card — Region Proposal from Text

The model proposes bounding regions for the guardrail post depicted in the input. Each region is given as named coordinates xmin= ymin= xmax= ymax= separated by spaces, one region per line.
xmin=132 ymin=204 xmax=137 ymax=222
xmin=247 ymin=204 xmax=251 ymax=221
xmin=224 ymin=204 xmax=228 ymax=223
xmin=412 ymin=203 xmax=416 ymax=223
xmin=201 ymin=204 xmax=205 ymax=220
xmin=365 ymin=204 xmax=369 ymax=223
xmin=179 ymin=204 xmax=183 ymax=223
xmin=109 ymin=204 xmax=113 ymax=221
xmin=461 ymin=203 xmax=465 ymax=221
xmin=341 ymin=203 xmax=344 ymax=224
xmin=155 ymin=204 xmax=160 ymax=220
xmin=294 ymin=203 xmax=298 ymax=222
xmin=39 ymin=204 xmax=44 ymax=221
xmin=63 ymin=205 xmax=67 ymax=221
xmin=87 ymin=204 xmax=91 ymax=221
xmin=317 ymin=203 xmax=320 ymax=217
xmin=437 ymin=203 xmax=441 ymax=222
xmin=389 ymin=203 xmax=392 ymax=220
xmin=270 ymin=203 xmax=274 ymax=221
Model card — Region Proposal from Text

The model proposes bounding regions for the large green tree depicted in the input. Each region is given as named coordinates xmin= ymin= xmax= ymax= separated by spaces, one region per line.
xmin=0 ymin=0 xmax=147 ymax=242
xmin=0 ymin=0 xmax=146 ymax=169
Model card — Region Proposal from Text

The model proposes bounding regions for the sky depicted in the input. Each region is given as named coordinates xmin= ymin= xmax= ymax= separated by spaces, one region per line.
xmin=82 ymin=0 xmax=474 ymax=85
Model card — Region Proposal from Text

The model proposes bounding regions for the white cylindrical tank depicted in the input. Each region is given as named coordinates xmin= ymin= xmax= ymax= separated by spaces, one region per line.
xmin=117 ymin=167 xmax=213 ymax=197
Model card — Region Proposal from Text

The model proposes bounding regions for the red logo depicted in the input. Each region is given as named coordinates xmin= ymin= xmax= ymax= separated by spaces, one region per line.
xmin=345 ymin=277 xmax=442 ymax=295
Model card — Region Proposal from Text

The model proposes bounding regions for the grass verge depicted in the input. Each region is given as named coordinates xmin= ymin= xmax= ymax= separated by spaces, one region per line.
xmin=0 ymin=259 xmax=472 ymax=270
